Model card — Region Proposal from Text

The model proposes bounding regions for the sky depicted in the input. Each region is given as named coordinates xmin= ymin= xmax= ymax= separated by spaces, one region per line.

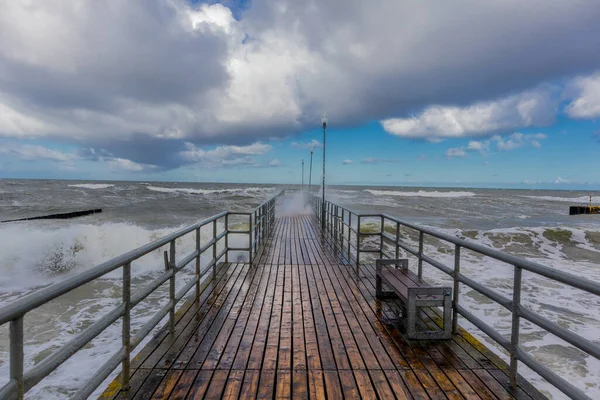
xmin=1 ymin=0 xmax=600 ymax=189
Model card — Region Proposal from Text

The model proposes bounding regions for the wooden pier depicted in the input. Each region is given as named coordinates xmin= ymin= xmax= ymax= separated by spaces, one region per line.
xmin=100 ymin=214 xmax=545 ymax=399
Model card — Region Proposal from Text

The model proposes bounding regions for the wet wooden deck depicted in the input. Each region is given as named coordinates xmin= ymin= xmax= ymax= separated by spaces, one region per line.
xmin=101 ymin=214 xmax=545 ymax=399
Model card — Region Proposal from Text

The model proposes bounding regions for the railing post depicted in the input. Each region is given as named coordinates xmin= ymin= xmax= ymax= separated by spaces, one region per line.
xmin=195 ymin=228 xmax=201 ymax=302
xmin=418 ymin=231 xmax=424 ymax=279
xmin=169 ymin=240 xmax=176 ymax=333
xmin=356 ymin=215 xmax=361 ymax=267
xmin=249 ymin=214 xmax=253 ymax=263
xmin=122 ymin=262 xmax=131 ymax=391
xmin=10 ymin=316 xmax=24 ymax=400
xmin=225 ymin=214 xmax=229 ymax=263
xmin=452 ymin=245 xmax=460 ymax=334
xmin=341 ymin=209 xmax=345 ymax=253
xmin=347 ymin=213 xmax=351 ymax=263
xmin=510 ymin=266 xmax=523 ymax=388
xmin=395 ymin=222 xmax=400 ymax=260
xmin=379 ymin=216 xmax=384 ymax=259
xmin=212 ymin=220 xmax=217 ymax=278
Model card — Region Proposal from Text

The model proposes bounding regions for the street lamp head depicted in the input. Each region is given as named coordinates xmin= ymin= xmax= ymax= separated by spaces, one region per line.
xmin=321 ymin=113 xmax=328 ymax=127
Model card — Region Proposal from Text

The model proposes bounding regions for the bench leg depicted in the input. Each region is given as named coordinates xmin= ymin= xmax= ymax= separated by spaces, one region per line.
xmin=376 ymin=275 xmax=397 ymax=299
xmin=407 ymin=291 xmax=417 ymax=339
xmin=443 ymin=290 xmax=452 ymax=339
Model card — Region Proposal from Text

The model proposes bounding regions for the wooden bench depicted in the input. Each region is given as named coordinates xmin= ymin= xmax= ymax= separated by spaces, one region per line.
xmin=376 ymin=258 xmax=452 ymax=340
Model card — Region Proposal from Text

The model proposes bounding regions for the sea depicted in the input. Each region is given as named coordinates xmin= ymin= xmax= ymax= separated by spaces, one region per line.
xmin=0 ymin=179 xmax=599 ymax=399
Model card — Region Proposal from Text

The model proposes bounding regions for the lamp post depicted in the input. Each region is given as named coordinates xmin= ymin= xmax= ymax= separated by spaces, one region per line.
xmin=301 ymin=159 xmax=304 ymax=191
xmin=321 ymin=113 xmax=327 ymax=230
xmin=308 ymin=148 xmax=313 ymax=193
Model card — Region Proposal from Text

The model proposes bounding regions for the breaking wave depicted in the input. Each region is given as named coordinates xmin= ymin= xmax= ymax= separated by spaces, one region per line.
xmin=365 ymin=189 xmax=476 ymax=198
xmin=146 ymin=186 xmax=273 ymax=196
xmin=68 ymin=183 xmax=114 ymax=189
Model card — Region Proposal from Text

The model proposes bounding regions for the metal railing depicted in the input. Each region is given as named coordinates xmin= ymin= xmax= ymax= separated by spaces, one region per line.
xmin=0 ymin=190 xmax=282 ymax=400
xmin=310 ymin=194 xmax=600 ymax=400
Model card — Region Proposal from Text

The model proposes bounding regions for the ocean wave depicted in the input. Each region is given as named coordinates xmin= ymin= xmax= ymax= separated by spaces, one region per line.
xmin=521 ymin=195 xmax=600 ymax=203
xmin=364 ymin=189 xmax=476 ymax=198
xmin=68 ymin=183 xmax=114 ymax=189
xmin=0 ymin=221 xmax=243 ymax=292
xmin=146 ymin=185 xmax=273 ymax=196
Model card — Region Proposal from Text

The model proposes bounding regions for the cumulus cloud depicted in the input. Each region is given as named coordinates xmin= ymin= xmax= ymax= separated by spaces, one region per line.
xmin=105 ymin=158 xmax=156 ymax=172
xmin=493 ymin=133 xmax=547 ymax=151
xmin=291 ymin=140 xmax=322 ymax=150
xmin=0 ymin=143 xmax=76 ymax=162
xmin=381 ymin=88 xmax=557 ymax=140
xmin=553 ymin=177 xmax=570 ymax=184
xmin=447 ymin=132 xmax=547 ymax=159
xmin=565 ymin=73 xmax=600 ymax=119
xmin=179 ymin=142 xmax=272 ymax=167
xmin=269 ymin=159 xmax=281 ymax=167
xmin=2 ymin=0 xmax=600 ymax=171
xmin=445 ymin=148 xmax=466 ymax=159
xmin=342 ymin=159 xmax=353 ymax=165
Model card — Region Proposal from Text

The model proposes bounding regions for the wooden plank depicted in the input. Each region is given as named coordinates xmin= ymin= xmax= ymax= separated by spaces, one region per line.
xmin=171 ymin=263 xmax=250 ymax=369
xmin=233 ymin=264 xmax=278 ymax=370
xmin=275 ymin=370 xmax=292 ymax=399
xmin=169 ymin=370 xmax=197 ymax=400
xmin=200 ymin=263 xmax=267 ymax=369
xmin=292 ymin=370 xmax=309 ymax=400
xmin=326 ymin=261 xmax=413 ymax=370
xmin=291 ymin=265 xmax=307 ymax=370
xmin=311 ymin=263 xmax=366 ymax=370
xmin=185 ymin=370 xmax=213 ymax=399
xmin=150 ymin=263 xmax=239 ymax=370
xmin=238 ymin=370 xmax=261 ymax=400
xmin=262 ymin=265 xmax=285 ymax=369
xmin=322 ymin=370 xmax=344 ymax=400
xmin=217 ymin=264 xmax=273 ymax=369
xmin=383 ymin=369 xmax=413 ymax=400
xmin=112 ymin=368 xmax=152 ymax=400
xmin=132 ymin=369 xmax=166 ymax=400
xmin=307 ymin=370 xmax=326 ymax=400
xmin=150 ymin=370 xmax=182 ymax=399
xmin=413 ymin=369 xmax=448 ymax=400
xmin=257 ymin=369 xmax=277 ymax=399
xmin=400 ymin=370 xmax=431 ymax=400
xmin=472 ymin=369 xmax=517 ymax=400
xmin=298 ymin=263 xmax=322 ymax=370
xmin=176 ymin=263 xmax=254 ymax=368
xmin=221 ymin=370 xmax=245 ymax=400
xmin=306 ymin=264 xmax=351 ymax=370
xmin=203 ymin=370 xmax=229 ymax=399
xmin=278 ymin=265 xmax=293 ymax=370
xmin=301 ymin=264 xmax=337 ymax=370
xmin=353 ymin=370 xmax=378 ymax=399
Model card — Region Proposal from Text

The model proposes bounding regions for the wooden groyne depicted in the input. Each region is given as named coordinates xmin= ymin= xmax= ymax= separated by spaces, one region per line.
xmin=570 ymin=205 xmax=600 ymax=215
xmin=1 ymin=208 xmax=102 ymax=223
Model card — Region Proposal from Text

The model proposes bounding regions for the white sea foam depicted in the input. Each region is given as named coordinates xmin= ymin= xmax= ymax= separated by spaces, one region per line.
xmin=147 ymin=185 xmax=272 ymax=195
xmin=68 ymin=183 xmax=114 ymax=189
xmin=365 ymin=189 xmax=476 ymax=198
xmin=521 ymin=195 xmax=600 ymax=203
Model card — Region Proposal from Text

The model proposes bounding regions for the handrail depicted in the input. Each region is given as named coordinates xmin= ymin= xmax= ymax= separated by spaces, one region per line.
xmin=0 ymin=190 xmax=283 ymax=400
xmin=308 ymin=193 xmax=599 ymax=400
